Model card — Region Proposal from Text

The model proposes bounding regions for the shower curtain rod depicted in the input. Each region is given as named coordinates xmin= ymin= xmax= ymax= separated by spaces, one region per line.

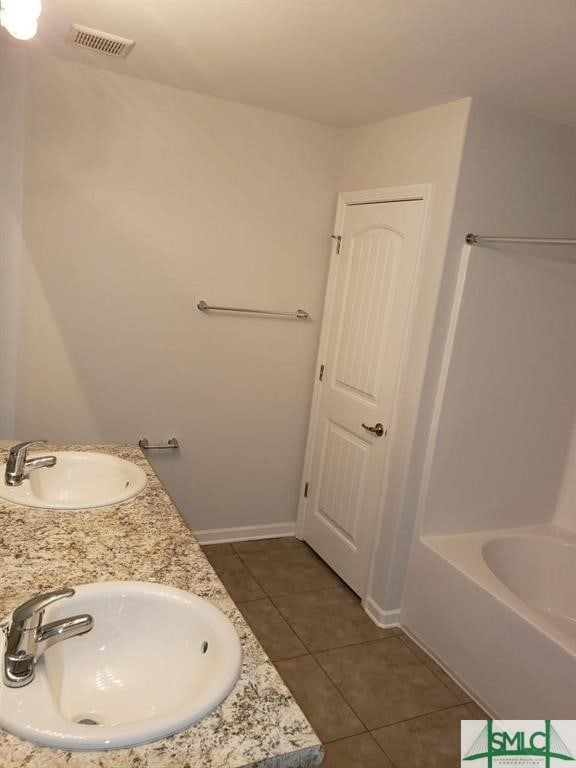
xmin=466 ymin=234 xmax=576 ymax=246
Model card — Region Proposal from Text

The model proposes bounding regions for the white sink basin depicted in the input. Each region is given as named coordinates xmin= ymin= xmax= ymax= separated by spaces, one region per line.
xmin=0 ymin=451 xmax=147 ymax=509
xmin=0 ymin=582 xmax=242 ymax=749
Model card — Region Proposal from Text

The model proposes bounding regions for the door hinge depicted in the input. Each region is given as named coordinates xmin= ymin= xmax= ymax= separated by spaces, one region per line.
xmin=331 ymin=235 xmax=342 ymax=254
xmin=319 ymin=363 xmax=325 ymax=381
xmin=304 ymin=482 xmax=309 ymax=498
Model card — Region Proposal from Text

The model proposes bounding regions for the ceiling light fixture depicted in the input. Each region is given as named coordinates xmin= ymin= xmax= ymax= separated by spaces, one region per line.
xmin=0 ymin=0 xmax=42 ymax=41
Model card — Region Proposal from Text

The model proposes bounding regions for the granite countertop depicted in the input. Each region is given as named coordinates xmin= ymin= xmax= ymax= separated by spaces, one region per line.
xmin=0 ymin=444 xmax=323 ymax=768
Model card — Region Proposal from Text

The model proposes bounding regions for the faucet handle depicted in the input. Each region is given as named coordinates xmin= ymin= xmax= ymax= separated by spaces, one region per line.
xmin=12 ymin=588 xmax=74 ymax=625
xmin=8 ymin=440 xmax=48 ymax=457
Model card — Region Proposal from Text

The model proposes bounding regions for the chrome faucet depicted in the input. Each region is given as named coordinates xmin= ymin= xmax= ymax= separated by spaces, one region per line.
xmin=2 ymin=588 xmax=93 ymax=688
xmin=4 ymin=440 xmax=57 ymax=487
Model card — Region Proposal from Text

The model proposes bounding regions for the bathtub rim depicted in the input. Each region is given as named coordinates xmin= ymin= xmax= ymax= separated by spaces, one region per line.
xmin=423 ymin=523 xmax=576 ymax=657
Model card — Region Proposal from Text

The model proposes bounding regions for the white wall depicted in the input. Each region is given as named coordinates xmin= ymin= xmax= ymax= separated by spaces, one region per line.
xmin=337 ymin=98 xmax=471 ymax=616
xmin=0 ymin=45 xmax=26 ymax=443
xmin=402 ymin=103 xmax=576 ymax=690
xmin=11 ymin=51 xmax=344 ymax=534
xmin=556 ymin=425 xmax=576 ymax=532
xmin=423 ymin=247 xmax=576 ymax=536
xmin=390 ymin=106 xmax=576 ymax=606
xmin=419 ymin=103 xmax=576 ymax=537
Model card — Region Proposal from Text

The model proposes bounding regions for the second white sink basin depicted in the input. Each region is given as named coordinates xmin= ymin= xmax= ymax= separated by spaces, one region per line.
xmin=0 ymin=582 xmax=243 ymax=749
xmin=0 ymin=451 xmax=147 ymax=509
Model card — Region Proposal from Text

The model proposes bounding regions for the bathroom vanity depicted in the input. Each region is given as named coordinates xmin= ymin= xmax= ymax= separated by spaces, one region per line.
xmin=0 ymin=444 xmax=323 ymax=768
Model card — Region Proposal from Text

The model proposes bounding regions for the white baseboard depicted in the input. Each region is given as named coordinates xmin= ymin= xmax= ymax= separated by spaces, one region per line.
xmin=362 ymin=595 xmax=401 ymax=628
xmin=401 ymin=626 xmax=496 ymax=717
xmin=194 ymin=522 xmax=296 ymax=545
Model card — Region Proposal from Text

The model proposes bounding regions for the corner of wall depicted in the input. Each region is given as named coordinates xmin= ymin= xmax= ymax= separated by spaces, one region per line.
xmin=0 ymin=46 xmax=27 ymax=439
xmin=336 ymin=98 xmax=473 ymax=616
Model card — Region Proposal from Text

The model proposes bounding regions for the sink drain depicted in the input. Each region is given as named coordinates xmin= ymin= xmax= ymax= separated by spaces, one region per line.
xmin=73 ymin=715 xmax=102 ymax=726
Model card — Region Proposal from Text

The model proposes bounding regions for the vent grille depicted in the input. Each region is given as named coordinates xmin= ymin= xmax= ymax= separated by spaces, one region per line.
xmin=66 ymin=24 xmax=135 ymax=58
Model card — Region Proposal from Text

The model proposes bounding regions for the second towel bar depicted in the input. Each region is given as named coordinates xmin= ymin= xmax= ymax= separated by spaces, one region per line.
xmin=138 ymin=438 xmax=179 ymax=450
xmin=197 ymin=300 xmax=309 ymax=319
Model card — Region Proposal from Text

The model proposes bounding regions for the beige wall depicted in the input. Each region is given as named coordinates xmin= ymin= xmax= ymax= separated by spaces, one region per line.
xmin=13 ymin=51 xmax=344 ymax=534
xmin=337 ymin=98 xmax=472 ymax=615
xmin=7 ymin=52 xmax=470 ymax=559
xmin=556 ymin=420 xmax=576 ymax=532
xmin=0 ymin=46 xmax=26 ymax=439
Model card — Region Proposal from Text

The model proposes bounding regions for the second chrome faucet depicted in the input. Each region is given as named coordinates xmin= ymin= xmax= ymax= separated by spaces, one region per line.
xmin=4 ymin=440 xmax=57 ymax=487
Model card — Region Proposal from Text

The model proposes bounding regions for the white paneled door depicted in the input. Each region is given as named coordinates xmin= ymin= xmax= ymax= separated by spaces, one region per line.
xmin=300 ymin=196 xmax=426 ymax=595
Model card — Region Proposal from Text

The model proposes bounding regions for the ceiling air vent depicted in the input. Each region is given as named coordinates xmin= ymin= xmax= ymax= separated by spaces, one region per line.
xmin=66 ymin=24 xmax=135 ymax=59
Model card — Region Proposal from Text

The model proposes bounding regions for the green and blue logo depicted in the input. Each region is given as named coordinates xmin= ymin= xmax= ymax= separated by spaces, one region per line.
xmin=462 ymin=721 xmax=575 ymax=767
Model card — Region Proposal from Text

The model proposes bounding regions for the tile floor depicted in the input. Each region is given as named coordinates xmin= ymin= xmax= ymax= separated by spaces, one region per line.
xmin=202 ymin=537 xmax=488 ymax=768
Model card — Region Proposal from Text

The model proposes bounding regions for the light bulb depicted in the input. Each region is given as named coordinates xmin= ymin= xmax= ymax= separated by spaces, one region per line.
xmin=1 ymin=12 xmax=38 ymax=40
xmin=29 ymin=0 xmax=42 ymax=18
xmin=0 ymin=0 xmax=41 ymax=40
xmin=2 ymin=0 xmax=41 ymax=17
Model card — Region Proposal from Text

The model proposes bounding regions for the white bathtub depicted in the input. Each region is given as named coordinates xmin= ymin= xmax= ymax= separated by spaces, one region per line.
xmin=483 ymin=533 xmax=576 ymax=640
xmin=401 ymin=524 xmax=576 ymax=716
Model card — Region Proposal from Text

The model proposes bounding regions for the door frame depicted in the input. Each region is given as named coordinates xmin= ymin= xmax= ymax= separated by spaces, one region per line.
xmin=296 ymin=183 xmax=433 ymax=609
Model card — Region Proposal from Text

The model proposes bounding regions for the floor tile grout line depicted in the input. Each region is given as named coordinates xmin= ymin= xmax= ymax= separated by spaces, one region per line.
xmin=234 ymin=583 xmax=401 ymax=662
xmin=270 ymin=650 xmax=311 ymax=663
xmin=235 ymin=597 xmax=310 ymax=658
xmin=203 ymin=541 xmax=349 ymax=597
xmin=234 ymin=596 xmax=273 ymax=606
xmin=368 ymin=700 xmax=481 ymax=732
xmin=234 ymin=578 xmax=401 ymax=656
xmin=311 ymin=639 xmax=465 ymax=734
xmin=263 ymin=584 xmax=349 ymax=598
xmin=319 ymin=731 xmax=396 ymax=766
xmin=275 ymin=653 xmax=368 ymax=742
xmin=203 ymin=549 xmax=277 ymax=602
xmin=396 ymin=635 xmax=472 ymax=703
xmin=267 ymin=586 xmax=402 ymax=654
xmin=204 ymin=557 xmax=270 ymax=603
xmin=267 ymin=585 xmax=347 ymax=603
xmin=274 ymin=621 xmax=315 ymax=656
xmin=270 ymin=583 xmax=358 ymax=604
xmin=364 ymin=731 xmax=399 ymax=768
xmin=287 ymin=626 xmax=401 ymax=656
xmin=308 ymin=632 xmax=401 ymax=657
xmin=206 ymin=549 xmax=473 ymax=710
xmin=266 ymin=594 xmax=323 ymax=655
xmin=210 ymin=547 xmax=474 ymax=760
xmin=308 ymin=647 xmax=383 ymax=732
xmin=235 ymin=544 xmax=352 ymax=595
xmin=256 ymin=623 xmax=477 ymax=740
xmin=264 ymin=588 xmax=401 ymax=655
xmin=317 ymin=703 xmax=476 ymax=765
xmin=204 ymin=543 xmax=476 ymax=761
xmin=232 ymin=547 xmax=340 ymax=610
xmin=238 ymin=593 xmax=399 ymax=660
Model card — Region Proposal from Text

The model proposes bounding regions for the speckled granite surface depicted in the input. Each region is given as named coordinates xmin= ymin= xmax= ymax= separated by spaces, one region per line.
xmin=0 ymin=444 xmax=323 ymax=768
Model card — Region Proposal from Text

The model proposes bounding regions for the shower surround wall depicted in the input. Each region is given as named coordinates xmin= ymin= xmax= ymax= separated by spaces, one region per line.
xmin=9 ymin=50 xmax=344 ymax=537
xmin=401 ymin=103 xmax=576 ymax=714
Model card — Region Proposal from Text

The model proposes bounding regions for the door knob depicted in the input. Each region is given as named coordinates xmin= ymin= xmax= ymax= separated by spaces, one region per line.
xmin=362 ymin=422 xmax=385 ymax=437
